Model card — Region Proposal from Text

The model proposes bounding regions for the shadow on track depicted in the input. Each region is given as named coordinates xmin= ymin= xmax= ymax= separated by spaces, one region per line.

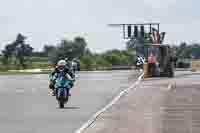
xmin=57 ymin=106 xmax=80 ymax=110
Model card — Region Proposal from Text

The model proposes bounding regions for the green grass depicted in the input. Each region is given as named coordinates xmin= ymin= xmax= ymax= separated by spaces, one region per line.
xmin=0 ymin=56 xmax=52 ymax=71
xmin=30 ymin=57 xmax=49 ymax=62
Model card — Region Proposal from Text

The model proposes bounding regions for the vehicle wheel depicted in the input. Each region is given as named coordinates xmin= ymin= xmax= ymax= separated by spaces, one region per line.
xmin=168 ymin=64 xmax=175 ymax=78
xmin=168 ymin=70 xmax=174 ymax=78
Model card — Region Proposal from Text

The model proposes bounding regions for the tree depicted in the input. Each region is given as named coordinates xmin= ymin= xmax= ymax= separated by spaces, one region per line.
xmin=14 ymin=34 xmax=33 ymax=68
xmin=48 ymin=37 xmax=88 ymax=64
xmin=103 ymin=50 xmax=123 ymax=66
xmin=190 ymin=43 xmax=200 ymax=59
xmin=43 ymin=45 xmax=56 ymax=56
xmin=58 ymin=39 xmax=74 ymax=59
xmin=73 ymin=37 xmax=87 ymax=58
xmin=1 ymin=33 xmax=33 ymax=69
xmin=176 ymin=42 xmax=191 ymax=59
xmin=2 ymin=43 xmax=15 ymax=65
xmin=80 ymin=55 xmax=94 ymax=70
xmin=48 ymin=48 xmax=59 ymax=65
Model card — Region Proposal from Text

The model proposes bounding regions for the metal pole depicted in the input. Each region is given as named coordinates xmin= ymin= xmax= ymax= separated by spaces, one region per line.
xmin=150 ymin=24 xmax=152 ymax=34
xmin=123 ymin=24 xmax=125 ymax=39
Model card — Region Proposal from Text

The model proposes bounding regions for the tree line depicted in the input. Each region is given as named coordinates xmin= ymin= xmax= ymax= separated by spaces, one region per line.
xmin=0 ymin=33 xmax=135 ymax=70
xmin=1 ymin=33 xmax=200 ymax=70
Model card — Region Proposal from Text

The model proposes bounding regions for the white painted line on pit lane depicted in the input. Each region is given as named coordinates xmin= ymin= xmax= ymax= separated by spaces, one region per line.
xmin=15 ymin=88 xmax=38 ymax=94
xmin=75 ymin=72 xmax=144 ymax=133
xmin=167 ymin=83 xmax=172 ymax=91
xmin=31 ymin=88 xmax=37 ymax=93
xmin=164 ymin=81 xmax=176 ymax=92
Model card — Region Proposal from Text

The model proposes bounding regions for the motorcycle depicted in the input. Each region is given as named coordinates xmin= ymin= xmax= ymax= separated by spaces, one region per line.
xmin=54 ymin=72 xmax=73 ymax=108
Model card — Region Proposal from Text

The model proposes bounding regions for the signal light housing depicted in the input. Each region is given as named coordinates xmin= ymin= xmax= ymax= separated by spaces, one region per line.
xmin=127 ymin=25 xmax=132 ymax=38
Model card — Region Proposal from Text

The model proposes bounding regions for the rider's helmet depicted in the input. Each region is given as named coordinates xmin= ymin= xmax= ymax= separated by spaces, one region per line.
xmin=57 ymin=60 xmax=67 ymax=72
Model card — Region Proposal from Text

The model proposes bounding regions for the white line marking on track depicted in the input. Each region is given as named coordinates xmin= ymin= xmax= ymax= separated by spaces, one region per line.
xmin=167 ymin=84 xmax=172 ymax=91
xmin=16 ymin=89 xmax=25 ymax=94
xmin=75 ymin=72 xmax=144 ymax=133
xmin=31 ymin=88 xmax=37 ymax=93
xmin=165 ymin=81 xmax=176 ymax=92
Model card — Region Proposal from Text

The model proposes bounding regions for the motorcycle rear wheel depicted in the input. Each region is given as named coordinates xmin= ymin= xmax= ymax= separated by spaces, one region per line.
xmin=59 ymin=101 xmax=65 ymax=108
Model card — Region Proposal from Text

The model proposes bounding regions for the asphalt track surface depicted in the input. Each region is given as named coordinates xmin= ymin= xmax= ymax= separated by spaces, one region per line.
xmin=84 ymin=71 xmax=200 ymax=133
xmin=0 ymin=70 xmax=139 ymax=133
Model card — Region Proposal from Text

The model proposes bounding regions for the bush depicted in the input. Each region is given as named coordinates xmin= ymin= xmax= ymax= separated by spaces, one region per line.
xmin=0 ymin=65 xmax=9 ymax=71
xmin=93 ymin=55 xmax=112 ymax=70
xmin=102 ymin=50 xmax=134 ymax=66
xmin=80 ymin=55 xmax=95 ymax=71
xmin=30 ymin=57 xmax=48 ymax=62
xmin=79 ymin=49 xmax=135 ymax=71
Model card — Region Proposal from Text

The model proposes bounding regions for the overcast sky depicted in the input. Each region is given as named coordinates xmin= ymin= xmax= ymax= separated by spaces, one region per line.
xmin=0 ymin=0 xmax=199 ymax=52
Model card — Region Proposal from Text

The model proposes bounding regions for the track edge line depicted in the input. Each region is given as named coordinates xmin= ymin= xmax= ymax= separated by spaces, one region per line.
xmin=75 ymin=72 xmax=144 ymax=133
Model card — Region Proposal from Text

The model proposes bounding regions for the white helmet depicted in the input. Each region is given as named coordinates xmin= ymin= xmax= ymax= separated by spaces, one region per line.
xmin=57 ymin=60 xmax=67 ymax=66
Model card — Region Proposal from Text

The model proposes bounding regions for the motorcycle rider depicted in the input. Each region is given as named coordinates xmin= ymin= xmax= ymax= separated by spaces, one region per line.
xmin=49 ymin=59 xmax=74 ymax=96
xmin=72 ymin=58 xmax=78 ymax=72
xmin=148 ymin=53 xmax=157 ymax=77
xmin=136 ymin=55 xmax=145 ymax=71
xmin=65 ymin=57 xmax=76 ymax=79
